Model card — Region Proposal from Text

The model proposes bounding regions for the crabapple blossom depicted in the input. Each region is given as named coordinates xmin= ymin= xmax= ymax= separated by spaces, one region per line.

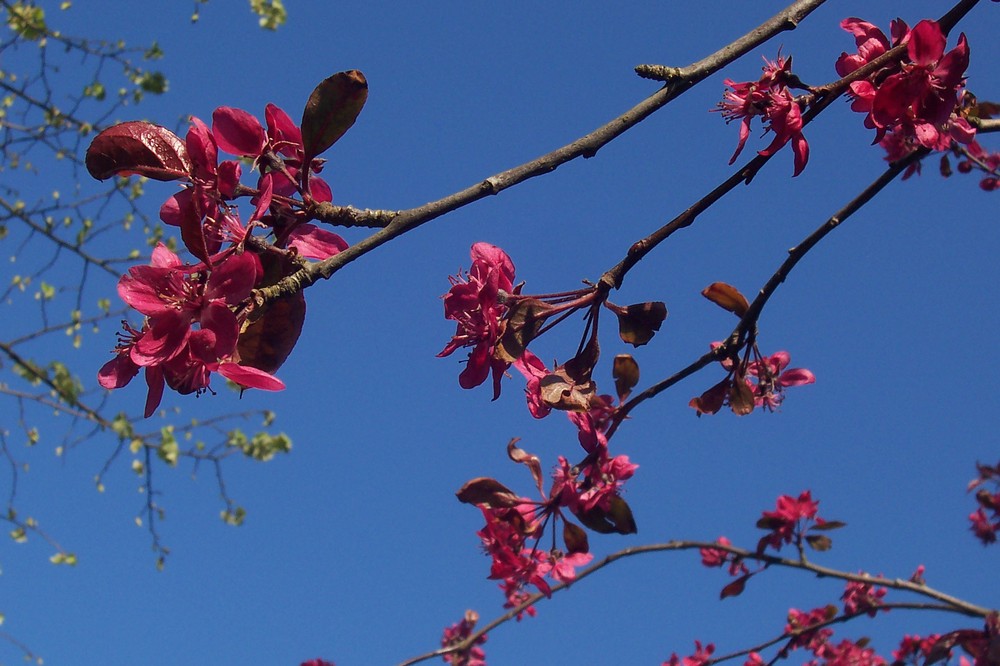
xmin=438 ymin=243 xmax=517 ymax=399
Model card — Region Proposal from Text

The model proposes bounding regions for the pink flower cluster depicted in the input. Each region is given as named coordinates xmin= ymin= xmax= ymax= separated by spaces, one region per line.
xmin=690 ymin=347 xmax=815 ymax=416
xmin=98 ymin=244 xmax=283 ymax=416
xmin=440 ymin=610 xmax=487 ymax=666
xmin=716 ymin=53 xmax=810 ymax=176
xmin=967 ymin=461 xmax=1000 ymax=545
xmin=836 ymin=18 xmax=978 ymax=176
xmin=438 ymin=243 xmax=517 ymax=399
xmin=96 ymin=103 xmax=350 ymax=415
xmin=841 ymin=574 xmax=887 ymax=617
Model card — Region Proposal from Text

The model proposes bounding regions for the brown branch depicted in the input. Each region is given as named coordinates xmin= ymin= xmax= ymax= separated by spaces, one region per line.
xmin=608 ymin=147 xmax=927 ymax=433
xmin=400 ymin=539 xmax=993 ymax=666
xmin=254 ymin=0 xmax=830 ymax=305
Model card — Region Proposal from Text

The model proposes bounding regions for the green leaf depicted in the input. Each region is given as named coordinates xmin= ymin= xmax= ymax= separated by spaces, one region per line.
xmin=300 ymin=70 xmax=368 ymax=163
xmin=249 ymin=0 xmax=286 ymax=30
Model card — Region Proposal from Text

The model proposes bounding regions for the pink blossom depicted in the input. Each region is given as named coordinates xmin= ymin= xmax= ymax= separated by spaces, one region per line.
xmin=757 ymin=490 xmax=820 ymax=551
xmin=821 ymin=639 xmax=887 ymax=665
xmin=664 ymin=641 xmax=715 ymax=666
xmin=99 ymin=245 xmax=284 ymax=416
xmin=841 ymin=575 xmax=887 ymax=616
xmin=785 ymin=606 xmax=834 ymax=653
xmin=545 ymin=549 xmax=593 ymax=584
xmin=758 ymin=88 xmax=809 ymax=176
xmin=511 ymin=350 xmax=551 ymax=419
xmin=715 ymin=54 xmax=809 ymax=175
xmin=839 ymin=18 xmax=975 ymax=160
xmin=438 ymin=243 xmax=517 ymax=399
xmin=746 ymin=351 xmax=815 ymax=410
xmin=440 ymin=610 xmax=487 ymax=666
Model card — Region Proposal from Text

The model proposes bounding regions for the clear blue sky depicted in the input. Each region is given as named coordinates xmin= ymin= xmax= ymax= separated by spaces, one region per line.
xmin=1 ymin=1 xmax=998 ymax=664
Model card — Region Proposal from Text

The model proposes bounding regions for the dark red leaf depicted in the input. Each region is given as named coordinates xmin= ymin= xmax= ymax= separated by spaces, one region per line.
xmin=301 ymin=70 xmax=368 ymax=162
xmin=612 ymin=354 xmax=640 ymax=402
xmin=563 ymin=521 xmax=590 ymax=554
xmin=455 ymin=477 xmax=521 ymax=508
xmin=236 ymin=254 xmax=305 ymax=374
xmin=495 ymin=298 xmax=551 ymax=363
xmin=615 ymin=301 xmax=667 ymax=346
xmin=701 ymin=282 xmax=750 ymax=317
xmin=721 ymin=574 xmax=750 ymax=599
xmin=86 ymin=121 xmax=192 ymax=181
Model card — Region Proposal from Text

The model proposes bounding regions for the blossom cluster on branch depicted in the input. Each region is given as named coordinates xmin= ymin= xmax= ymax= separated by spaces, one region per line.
xmin=79 ymin=3 xmax=999 ymax=665
xmin=88 ymin=72 xmax=369 ymax=416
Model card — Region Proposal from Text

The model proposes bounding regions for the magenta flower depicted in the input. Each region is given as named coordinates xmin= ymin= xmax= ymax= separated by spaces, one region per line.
xmin=716 ymin=54 xmax=809 ymax=175
xmin=842 ymin=574 xmax=887 ymax=617
xmin=757 ymin=88 xmax=809 ymax=176
xmin=835 ymin=17 xmax=894 ymax=77
xmin=746 ymin=350 xmax=815 ymax=410
xmin=871 ymin=21 xmax=971 ymax=148
xmin=212 ymin=103 xmax=332 ymax=200
xmin=98 ymin=245 xmax=284 ymax=416
xmin=438 ymin=243 xmax=517 ymax=399
xmin=757 ymin=490 xmax=820 ymax=551
xmin=440 ymin=611 xmax=487 ymax=666
xmin=664 ymin=641 xmax=715 ymax=666
xmin=511 ymin=350 xmax=551 ymax=419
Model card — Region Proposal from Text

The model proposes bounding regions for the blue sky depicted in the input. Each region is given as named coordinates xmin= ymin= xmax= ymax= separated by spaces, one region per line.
xmin=0 ymin=1 xmax=998 ymax=664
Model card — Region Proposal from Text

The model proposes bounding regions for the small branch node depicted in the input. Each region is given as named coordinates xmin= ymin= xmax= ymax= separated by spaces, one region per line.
xmin=634 ymin=64 xmax=683 ymax=82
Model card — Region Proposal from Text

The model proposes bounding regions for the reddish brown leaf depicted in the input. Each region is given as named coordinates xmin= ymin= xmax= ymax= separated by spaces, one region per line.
xmin=612 ymin=354 xmax=640 ymax=403
xmin=507 ymin=438 xmax=544 ymax=495
xmin=729 ymin=376 xmax=756 ymax=415
xmin=616 ymin=301 xmax=667 ymax=346
xmin=701 ymin=282 xmax=750 ymax=317
xmin=455 ymin=477 xmax=521 ymax=508
xmin=495 ymin=298 xmax=551 ymax=363
xmin=301 ymin=70 xmax=368 ymax=163
xmin=720 ymin=574 xmax=750 ymax=599
xmin=689 ymin=378 xmax=729 ymax=416
xmin=237 ymin=292 xmax=305 ymax=374
xmin=809 ymin=520 xmax=847 ymax=531
xmin=86 ymin=121 xmax=192 ymax=181
xmin=236 ymin=254 xmax=305 ymax=374
xmin=564 ymin=328 xmax=600 ymax=385
xmin=538 ymin=367 xmax=596 ymax=412
xmin=607 ymin=496 xmax=638 ymax=534
xmin=805 ymin=534 xmax=833 ymax=551
xmin=563 ymin=521 xmax=590 ymax=554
